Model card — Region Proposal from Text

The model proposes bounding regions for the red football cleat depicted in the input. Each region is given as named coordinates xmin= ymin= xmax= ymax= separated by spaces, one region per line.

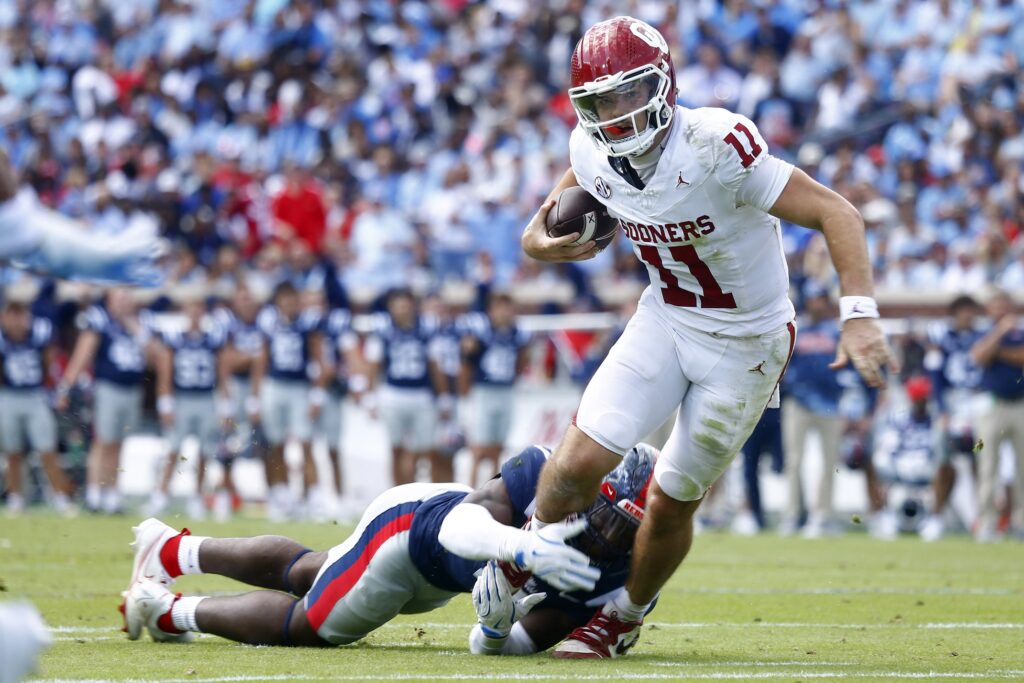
xmin=553 ymin=608 xmax=642 ymax=659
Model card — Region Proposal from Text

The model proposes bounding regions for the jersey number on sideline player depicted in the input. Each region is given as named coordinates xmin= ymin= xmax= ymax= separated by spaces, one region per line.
xmin=637 ymin=245 xmax=737 ymax=309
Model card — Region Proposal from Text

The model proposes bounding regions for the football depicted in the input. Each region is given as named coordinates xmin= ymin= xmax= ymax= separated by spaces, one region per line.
xmin=545 ymin=186 xmax=618 ymax=251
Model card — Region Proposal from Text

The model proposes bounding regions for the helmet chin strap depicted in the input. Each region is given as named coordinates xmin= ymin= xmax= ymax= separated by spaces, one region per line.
xmin=627 ymin=110 xmax=672 ymax=164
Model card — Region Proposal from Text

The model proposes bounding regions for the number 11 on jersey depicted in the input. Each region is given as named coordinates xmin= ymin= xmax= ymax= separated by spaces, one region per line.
xmin=637 ymin=245 xmax=737 ymax=309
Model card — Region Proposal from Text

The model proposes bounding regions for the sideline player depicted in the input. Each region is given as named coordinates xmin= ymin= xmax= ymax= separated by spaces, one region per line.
xmin=519 ymin=17 xmax=895 ymax=657
xmin=458 ymin=292 xmax=530 ymax=486
xmin=57 ymin=289 xmax=171 ymax=514
xmin=121 ymin=444 xmax=656 ymax=654
xmin=148 ymin=290 xmax=229 ymax=519
xmin=0 ymin=149 xmax=162 ymax=286
xmin=250 ymin=282 xmax=327 ymax=520
xmin=365 ymin=289 xmax=450 ymax=485
xmin=214 ymin=285 xmax=268 ymax=519
xmin=0 ymin=296 xmax=74 ymax=514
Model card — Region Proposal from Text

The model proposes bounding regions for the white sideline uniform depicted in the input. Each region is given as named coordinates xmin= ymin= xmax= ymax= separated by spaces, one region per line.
xmin=94 ymin=380 xmax=142 ymax=443
xmin=570 ymin=106 xmax=797 ymax=501
xmin=168 ymin=392 xmax=220 ymax=458
xmin=0 ymin=389 xmax=58 ymax=453
xmin=379 ymin=385 xmax=437 ymax=452
xmin=260 ymin=378 xmax=312 ymax=445
xmin=467 ymin=385 xmax=514 ymax=446
xmin=304 ymin=482 xmax=469 ymax=644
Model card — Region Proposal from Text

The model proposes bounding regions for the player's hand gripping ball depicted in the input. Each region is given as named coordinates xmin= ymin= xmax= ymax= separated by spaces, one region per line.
xmin=545 ymin=187 xmax=618 ymax=252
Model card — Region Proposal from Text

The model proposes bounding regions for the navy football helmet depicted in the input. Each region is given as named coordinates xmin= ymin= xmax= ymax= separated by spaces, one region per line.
xmin=572 ymin=443 xmax=658 ymax=566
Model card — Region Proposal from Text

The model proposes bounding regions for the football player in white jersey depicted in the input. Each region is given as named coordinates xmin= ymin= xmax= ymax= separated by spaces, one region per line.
xmin=519 ymin=17 xmax=897 ymax=659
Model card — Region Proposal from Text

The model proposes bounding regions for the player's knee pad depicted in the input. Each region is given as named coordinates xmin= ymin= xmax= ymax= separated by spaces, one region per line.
xmin=653 ymin=458 xmax=707 ymax=502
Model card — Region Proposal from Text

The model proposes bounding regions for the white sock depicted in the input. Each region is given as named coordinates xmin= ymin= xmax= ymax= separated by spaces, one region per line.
xmin=171 ymin=595 xmax=206 ymax=632
xmin=101 ymin=487 xmax=121 ymax=513
xmin=606 ymin=591 xmax=650 ymax=622
xmin=52 ymin=492 xmax=70 ymax=512
xmin=6 ymin=492 xmax=24 ymax=510
xmin=178 ymin=535 xmax=208 ymax=575
xmin=86 ymin=485 xmax=101 ymax=509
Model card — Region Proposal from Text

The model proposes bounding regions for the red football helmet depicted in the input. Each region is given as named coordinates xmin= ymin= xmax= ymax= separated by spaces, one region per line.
xmin=569 ymin=17 xmax=676 ymax=158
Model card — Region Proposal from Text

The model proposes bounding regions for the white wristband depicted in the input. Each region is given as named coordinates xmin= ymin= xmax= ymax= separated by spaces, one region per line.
xmin=157 ymin=395 xmax=175 ymax=416
xmin=348 ymin=373 xmax=369 ymax=394
xmin=839 ymin=296 xmax=879 ymax=324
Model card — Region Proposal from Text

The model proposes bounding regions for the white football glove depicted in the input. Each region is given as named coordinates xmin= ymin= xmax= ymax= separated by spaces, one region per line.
xmin=472 ymin=561 xmax=546 ymax=639
xmin=498 ymin=518 xmax=600 ymax=593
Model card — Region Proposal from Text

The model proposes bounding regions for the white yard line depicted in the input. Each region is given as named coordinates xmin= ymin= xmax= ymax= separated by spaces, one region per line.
xmin=48 ymin=621 xmax=1024 ymax=637
xmin=679 ymin=587 xmax=1017 ymax=596
xmin=31 ymin=672 xmax=1024 ymax=682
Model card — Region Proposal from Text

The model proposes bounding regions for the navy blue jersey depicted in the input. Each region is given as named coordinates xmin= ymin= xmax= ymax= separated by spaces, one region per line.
xmin=256 ymin=306 xmax=321 ymax=382
xmin=217 ymin=309 xmax=264 ymax=379
xmin=781 ymin=320 xmax=842 ymax=415
xmin=979 ymin=326 xmax=1024 ymax=400
xmin=321 ymin=308 xmax=357 ymax=392
xmin=162 ymin=321 xmax=227 ymax=393
xmin=80 ymin=305 xmax=151 ymax=386
xmin=0 ymin=317 xmax=53 ymax=390
xmin=367 ymin=314 xmax=438 ymax=389
xmin=458 ymin=312 xmax=529 ymax=387
xmin=432 ymin=319 xmax=461 ymax=381
xmin=925 ymin=324 xmax=983 ymax=411
xmin=408 ymin=445 xmax=632 ymax=619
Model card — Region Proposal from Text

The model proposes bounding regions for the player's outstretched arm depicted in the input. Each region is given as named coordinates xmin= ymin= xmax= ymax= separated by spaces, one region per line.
xmin=768 ymin=168 xmax=898 ymax=387
xmin=437 ymin=476 xmax=600 ymax=593
xmin=0 ymin=150 xmax=165 ymax=286
xmin=520 ymin=168 xmax=598 ymax=263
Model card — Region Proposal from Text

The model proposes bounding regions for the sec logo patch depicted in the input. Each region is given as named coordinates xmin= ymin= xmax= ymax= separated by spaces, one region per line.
xmin=595 ymin=176 xmax=612 ymax=199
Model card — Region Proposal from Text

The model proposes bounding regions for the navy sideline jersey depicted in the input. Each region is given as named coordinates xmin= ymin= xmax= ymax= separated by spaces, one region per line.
xmin=162 ymin=321 xmax=227 ymax=393
xmin=81 ymin=305 xmax=151 ymax=386
xmin=321 ymin=308 xmax=357 ymax=393
xmin=408 ymin=445 xmax=633 ymax=621
xmin=458 ymin=312 xmax=529 ymax=387
xmin=926 ymin=324 xmax=983 ymax=411
xmin=256 ymin=306 xmax=321 ymax=382
xmin=978 ymin=327 xmax=1024 ymax=401
xmin=367 ymin=314 xmax=437 ymax=390
xmin=218 ymin=309 xmax=264 ymax=379
xmin=781 ymin=319 xmax=842 ymax=415
xmin=0 ymin=317 xmax=53 ymax=390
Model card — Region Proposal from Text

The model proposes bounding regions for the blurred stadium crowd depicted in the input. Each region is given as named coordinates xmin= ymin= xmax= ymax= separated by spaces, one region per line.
xmin=0 ymin=0 xmax=1022 ymax=540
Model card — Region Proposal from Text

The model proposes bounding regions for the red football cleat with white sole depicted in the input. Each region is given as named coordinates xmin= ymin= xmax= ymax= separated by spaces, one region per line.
xmin=553 ymin=608 xmax=642 ymax=659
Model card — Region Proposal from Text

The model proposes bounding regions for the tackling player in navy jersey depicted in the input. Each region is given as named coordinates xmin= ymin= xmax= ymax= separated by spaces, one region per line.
xmin=365 ymin=289 xmax=451 ymax=485
xmin=121 ymin=444 xmax=657 ymax=655
xmin=148 ymin=290 xmax=230 ymax=519
xmin=57 ymin=288 xmax=171 ymax=514
xmin=0 ymin=296 xmax=73 ymax=515
xmin=458 ymin=292 xmax=530 ymax=486
xmin=250 ymin=282 xmax=328 ymax=520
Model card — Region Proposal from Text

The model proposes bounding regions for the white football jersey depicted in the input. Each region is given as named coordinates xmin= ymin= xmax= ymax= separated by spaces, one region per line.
xmin=570 ymin=106 xmax=796 ymax=336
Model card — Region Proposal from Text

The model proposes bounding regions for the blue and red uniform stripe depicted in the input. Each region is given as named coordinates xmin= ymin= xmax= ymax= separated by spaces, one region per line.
xmin=305 ymin=501 xmax=420 ymax=630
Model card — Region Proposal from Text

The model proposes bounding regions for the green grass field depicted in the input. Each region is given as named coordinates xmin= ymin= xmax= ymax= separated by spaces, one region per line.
xmin=3 ymin=512 xmax=1022 ymax=683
